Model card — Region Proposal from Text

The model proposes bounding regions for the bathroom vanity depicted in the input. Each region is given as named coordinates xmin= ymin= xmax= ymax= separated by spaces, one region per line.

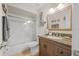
xmin=38 ymin=4 xmax=72 ymax=56
xmin=39 ymin=35 xmax=71 ymax=56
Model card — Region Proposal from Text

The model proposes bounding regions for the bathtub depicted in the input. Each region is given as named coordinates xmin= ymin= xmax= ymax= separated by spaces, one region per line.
xmin=3 ymin=41 xmax=38 ymax=56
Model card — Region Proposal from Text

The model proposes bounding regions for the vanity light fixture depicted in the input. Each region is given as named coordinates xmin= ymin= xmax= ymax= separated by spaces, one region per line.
xmin=57 ymin=3 xmax=65 ymax=10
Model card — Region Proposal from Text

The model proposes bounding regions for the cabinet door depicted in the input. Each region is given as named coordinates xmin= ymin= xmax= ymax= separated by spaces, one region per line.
xmin=39 ymin=43 xmax=47 ymax=56
xmin=39 ymin=38 xmax=57 ymax=56
xmin=46 ymin=43 xmax=57 ymax=56
xmin=39 ymin=40 xmax=48 ymax=56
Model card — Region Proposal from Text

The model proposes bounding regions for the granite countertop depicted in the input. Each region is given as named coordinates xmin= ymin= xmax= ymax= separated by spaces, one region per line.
xmin=39 ymin=35 xmax=72 ymax=46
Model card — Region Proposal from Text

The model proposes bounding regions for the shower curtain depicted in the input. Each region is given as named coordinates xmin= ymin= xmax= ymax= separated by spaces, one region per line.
xmin=7 ymin=16 xmax=36 ymax=46
xmin=4 ymin=15 xmax=36 ymax=55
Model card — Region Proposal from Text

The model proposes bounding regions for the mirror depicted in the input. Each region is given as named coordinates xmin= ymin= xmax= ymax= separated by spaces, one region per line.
xmin=47 ymin=5 xmax=72 ymax=31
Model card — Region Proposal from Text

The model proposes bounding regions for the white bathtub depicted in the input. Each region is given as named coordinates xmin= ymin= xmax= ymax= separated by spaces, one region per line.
xmin=3 ymin=41 xmax=38 ymax=56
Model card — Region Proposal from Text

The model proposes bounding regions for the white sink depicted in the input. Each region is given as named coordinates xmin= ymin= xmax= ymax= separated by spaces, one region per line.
xmin=47 ymin=36 xmax=63 ymax=40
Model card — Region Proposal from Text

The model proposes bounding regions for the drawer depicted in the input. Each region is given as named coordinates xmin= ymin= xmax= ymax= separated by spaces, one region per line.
xmin=56 ymin=46 xmax=71 ymax=56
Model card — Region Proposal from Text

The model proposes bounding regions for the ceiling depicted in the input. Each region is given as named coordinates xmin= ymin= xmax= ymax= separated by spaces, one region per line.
xmin=7 ymin=3 xmax=58 ymax=14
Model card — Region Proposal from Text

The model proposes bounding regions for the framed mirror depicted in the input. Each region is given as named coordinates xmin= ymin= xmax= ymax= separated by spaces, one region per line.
xmin=47 ymin=5 xmax=72 ymax=31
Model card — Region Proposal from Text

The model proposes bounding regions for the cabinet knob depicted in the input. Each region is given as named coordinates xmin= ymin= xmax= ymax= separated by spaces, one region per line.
xmin=60 ymin=51 xmax=63 ymax=54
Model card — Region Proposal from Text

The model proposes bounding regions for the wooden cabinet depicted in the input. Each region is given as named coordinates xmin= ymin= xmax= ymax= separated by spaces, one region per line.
xmin=39 ymin=37 xmax=71 ymax=56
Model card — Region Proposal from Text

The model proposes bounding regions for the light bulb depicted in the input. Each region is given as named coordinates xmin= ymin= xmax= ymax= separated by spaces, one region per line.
xmin=48 ymin=8 xmax=55 ymax=14
xmin=27 ymin=20 xmax=31 ymax=23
